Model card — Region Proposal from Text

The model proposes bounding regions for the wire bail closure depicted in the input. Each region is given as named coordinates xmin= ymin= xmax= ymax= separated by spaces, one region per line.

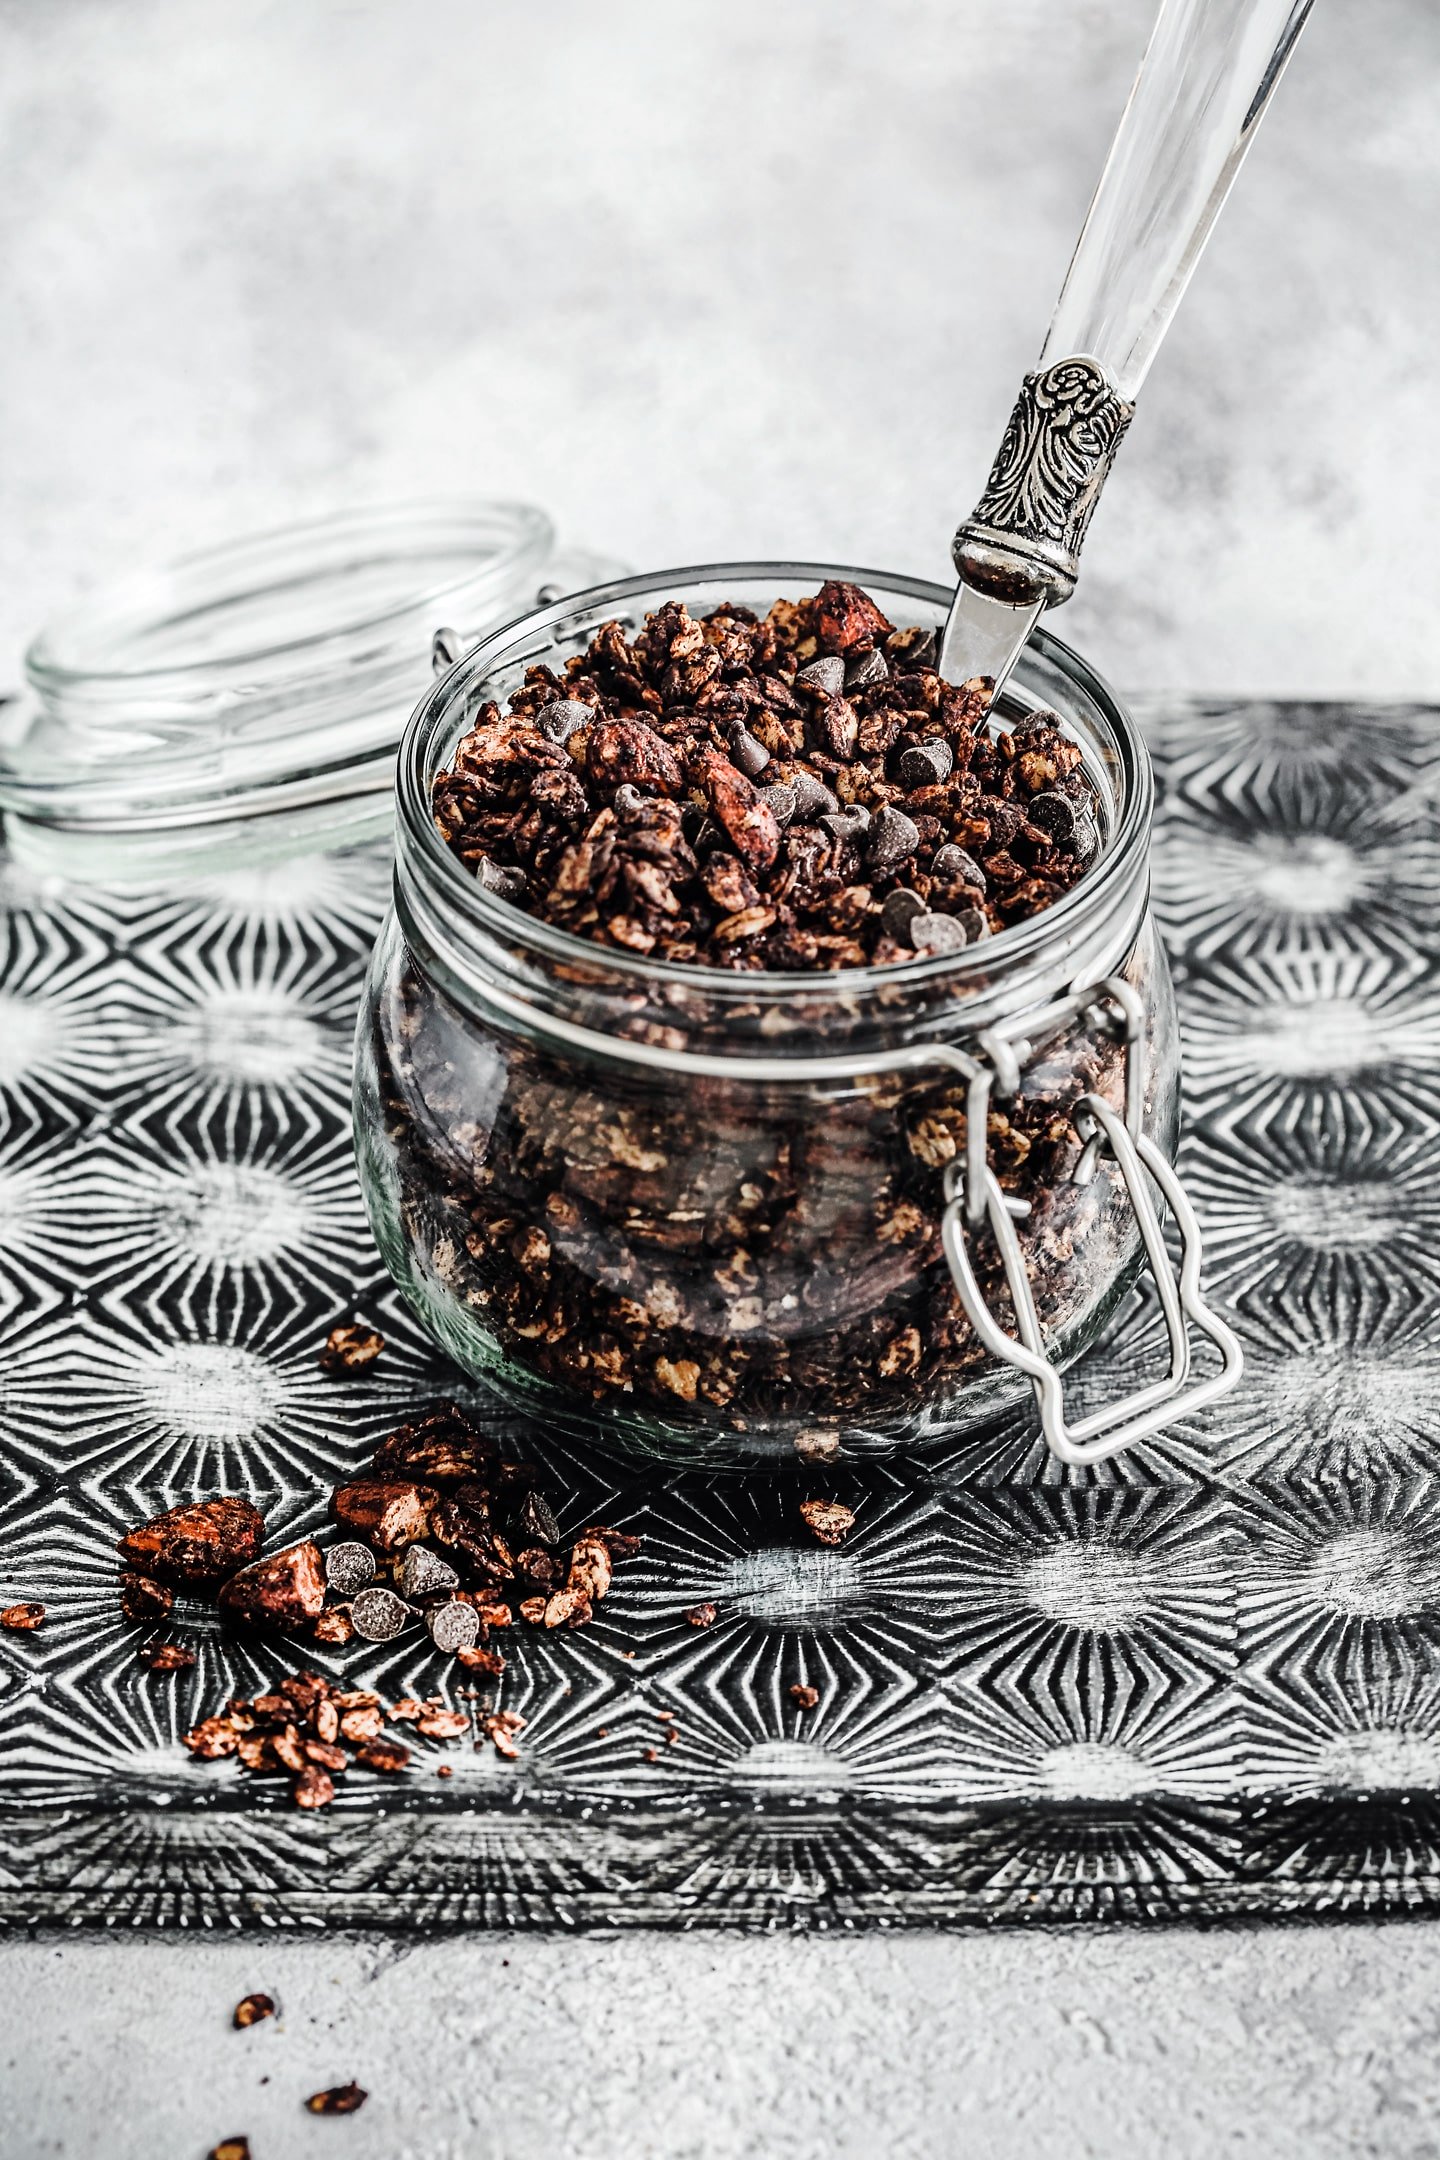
xmin=940 ymin=975 xmax=1242 ymax=1467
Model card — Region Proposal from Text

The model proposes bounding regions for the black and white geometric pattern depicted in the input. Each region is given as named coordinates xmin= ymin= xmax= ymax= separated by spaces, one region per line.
xmin=3 ymin=699 xmax=1440 ymax=1929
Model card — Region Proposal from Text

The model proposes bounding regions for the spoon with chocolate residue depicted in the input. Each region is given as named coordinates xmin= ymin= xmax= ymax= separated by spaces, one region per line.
xmin=939 ymin=0 xmax=1314 ymax=698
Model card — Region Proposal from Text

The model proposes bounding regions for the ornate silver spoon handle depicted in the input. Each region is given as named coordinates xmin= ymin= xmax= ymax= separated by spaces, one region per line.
xmin=939 ymin=0 xmax=1314 ymax=689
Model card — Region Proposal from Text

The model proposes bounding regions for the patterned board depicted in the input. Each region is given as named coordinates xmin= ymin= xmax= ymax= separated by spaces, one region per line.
xmin=2 ymin=698 xmax=1440 ymax=1930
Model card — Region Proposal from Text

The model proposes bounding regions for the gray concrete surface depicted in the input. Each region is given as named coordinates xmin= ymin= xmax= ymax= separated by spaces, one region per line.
xmin=4 ymin=1 xmax=1440 ymax=2155
xmin=9 ymin=1922 xmax=1440 ymax=2160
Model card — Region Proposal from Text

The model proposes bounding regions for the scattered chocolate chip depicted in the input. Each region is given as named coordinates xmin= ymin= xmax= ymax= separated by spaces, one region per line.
xmin=822 ymin=805 xmax=869 ymax=841
xmin=867 ymin=803 xmax=920 ymax=871
xmin=908 ymin=911 xmax=970 ymax=957
xmin=324 ymin=1541 xmax=376 ymax=1596
xmin=684 ymin=1603 xmax=719 ymax=1627
xmin=514 ymin=1489 xmax=561 ymax=1547
xmin=800 ymin=1499 xmax=856 ymax=1546
xmin=427 ymin=1601 xmax=481 ymax=1653
xmin=895 ymin=739 xmax=953 ymax=788
xmin=400 ymin=1544 xmax=460 ymax=1601
xmin=955 ymin=905 xmax=989 ymax=943
xmin=789 ymin=1683 xmax=821 ymax=1710
xmin=349 ymin=1587 xmax=413 ymax=1642
xmin=233 ymin=1993 xmax=275 ymax=2030
xmin=306 ymin=2084 xmax=367 ymax=2116
xmin=319 ymin=1324 xmax=385 ymax=1373
xmin=759 ymin=782 xmax=797 ymax=827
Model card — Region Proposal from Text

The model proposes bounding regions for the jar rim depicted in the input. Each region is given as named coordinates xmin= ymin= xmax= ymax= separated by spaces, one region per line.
xmin=395 ymin=558 xmax=1154 ymax=1005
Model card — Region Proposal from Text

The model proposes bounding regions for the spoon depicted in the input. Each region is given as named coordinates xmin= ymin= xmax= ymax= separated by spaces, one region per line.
xmin=938 ymin=0 xmax=1315 ymax=694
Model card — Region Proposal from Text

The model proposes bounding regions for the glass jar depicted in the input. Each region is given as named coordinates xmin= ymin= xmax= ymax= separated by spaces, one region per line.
xmin=356 ymin=563 xmax=1241 ymax=1467
xmin=0 ymin=500 xmax=615 ymax=880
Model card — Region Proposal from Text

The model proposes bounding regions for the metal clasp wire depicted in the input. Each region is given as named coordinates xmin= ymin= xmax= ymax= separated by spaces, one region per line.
xmin=940 ymin=975 xmax=1243 ymax=1467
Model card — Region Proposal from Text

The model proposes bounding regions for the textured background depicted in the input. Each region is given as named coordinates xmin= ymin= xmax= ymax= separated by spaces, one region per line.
xmin=3 ymin=0 xmax=1440 ymax=2155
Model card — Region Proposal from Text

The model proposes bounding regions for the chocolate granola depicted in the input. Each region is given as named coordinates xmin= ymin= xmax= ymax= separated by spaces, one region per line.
xmin=365 ymin=584 xmax=1162 ymax=1459
xmin=431 ymin=583 xmax=1097 ymax=968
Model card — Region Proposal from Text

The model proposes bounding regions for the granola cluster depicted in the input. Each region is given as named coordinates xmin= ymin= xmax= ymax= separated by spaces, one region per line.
xmin=433 ymin=582 xmax=1099 ymax=970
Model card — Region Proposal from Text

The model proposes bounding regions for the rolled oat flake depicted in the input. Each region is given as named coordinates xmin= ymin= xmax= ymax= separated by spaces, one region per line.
xmin=349 ymin=1586 xmax=413 ymax=1642
xmin=324 ymin=1541 xmax=376 ymax=1595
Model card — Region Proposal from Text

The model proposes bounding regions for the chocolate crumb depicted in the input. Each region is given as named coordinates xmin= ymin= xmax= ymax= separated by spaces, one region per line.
xmin=789 ymin=1683 xmax=821 ymax=1710
xmin=0 ymin=1603 xmax=44 ymax=1632
xmin=139 ymin=1641 xmax=196 ymax=1671
xmin=320 ymin=1325 xmax=385 ymax=1373
xmin=684 ymin=1603 xmax=719 ymax=1627
xmin=233 ymin=1993 xmax=275 ymax=2030
xmin=799 ymin=1500 xmax=856 ymax=1546
xmin=306 ymin=2083 xmax=367 ymax=2115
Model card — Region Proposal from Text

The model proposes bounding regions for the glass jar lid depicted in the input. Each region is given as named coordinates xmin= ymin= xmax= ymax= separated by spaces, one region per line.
xmin=0 ymin=499 xmax=614 ymax=876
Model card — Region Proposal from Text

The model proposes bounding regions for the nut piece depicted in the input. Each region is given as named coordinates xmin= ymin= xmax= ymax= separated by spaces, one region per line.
xmin=0 ymin=1603 xmax=45 ymax=1632
xmin=799 ymin=1500 xmax=856 ymax=1547
xmin=119 ymin=1497 xmax=264 ymax=1589
xmin=349 ymin=1587 xmax=413 ymax=1643
xmin=356 ymin=1736 xmax=410 ymax=1773
xmin=789 ymin=1683 xmax=821 ymax=1710
xmin=306 ymin=2083 xmax=368 ymax=2115
xmin=233 ymin=1992 xmax=276 ymax=2030
xmin=139 ymin=1641 xmax=196 ymax=1671
xmin=320 ymin=1324 xmax=385 ymax=1373
xmin=219 ymin=1542 xmax=326 ymax=1630
xmin=332 ymin=1480 xmax=435 ymax=1554
xmin=684 ymin=1603 xmax=719 ymax=1628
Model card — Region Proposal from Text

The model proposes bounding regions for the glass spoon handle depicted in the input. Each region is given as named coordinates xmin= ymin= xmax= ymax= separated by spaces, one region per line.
xmin=942 ymin=0 xmax=1313 ymax=683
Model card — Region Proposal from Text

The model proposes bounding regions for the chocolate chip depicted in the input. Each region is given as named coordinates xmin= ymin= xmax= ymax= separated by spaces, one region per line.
xmin=324 ymin=1542 xmax=376 ymax=1596
xmin=760 ymin=783 xmax=797 ymax=827
xmin=867 ymin=804 xmax=920 ymax=871
xmin=880 ymin=888 xmax=925 ymax=942
xmin=613 ymin=783 xmax=649 ymax=819
xmin=729 ymin=726 xmax=771 ymax=779
xmin=895 ymin=740 xmax=953 ymax=788
xmin=1072 ymin=811 xmax=1101 ymax=862
xmin=476 ymin=858 xmax=527 ymax=901
xmin=427 ymin=1600 xmax=481 ymax=1653
xmin=822 ymin=805 xmax=870 ymax=841
xmin=349 ymin=1587 xmax=412 ymax=1642
xmin=955 ymin=906 xmax=989 ymax=943
xmin=844 ymin=647 xmax=889 ymax=691
xmin=790 ymin=769 xmax=838 ymax=820
xmin=909 ymin=911 xmax=970 ymax=956
xmin=795 ymin=656 xmax=845 ymax=697
xmin=885 ymin=626 xmax=938 ymax=670
xmin=932 ymin=843 xmax=987 ymax=892
xmin=536 ymin=698 xmax=591 ymax=744
xmin=515 ymin=1488 xmax=561 ymax=1546
xmin=1027 ymin=791 xmax=1078 ymax=843
xmin=401 ymin=1544 xmax=460 ymax=1601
